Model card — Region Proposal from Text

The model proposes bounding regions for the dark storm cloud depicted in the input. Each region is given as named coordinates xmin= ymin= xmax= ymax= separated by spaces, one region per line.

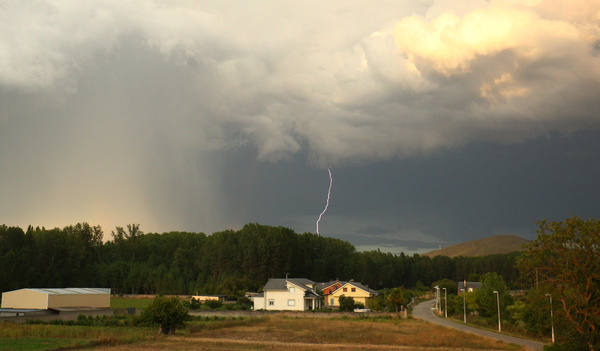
xmin=216 ymin=130 xmax=600 ymax=250
xmin=0 ymin=0 xmax=599 ymax=250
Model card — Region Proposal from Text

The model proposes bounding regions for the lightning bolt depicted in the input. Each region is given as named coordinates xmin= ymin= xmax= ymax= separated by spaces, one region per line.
xmin=316 ymin=168 xmax=332 ymax=235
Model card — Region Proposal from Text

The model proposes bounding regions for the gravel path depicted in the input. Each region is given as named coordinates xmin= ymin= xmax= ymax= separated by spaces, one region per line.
xmin=412 ymin=299 xmax=545 ymax=351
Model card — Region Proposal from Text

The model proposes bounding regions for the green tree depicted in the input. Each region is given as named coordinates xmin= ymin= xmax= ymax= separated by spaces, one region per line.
xmin=475 ymin=272 xmax=512 ymax=319
xmin=517 ymin=217 xmax=600 ymax=350
xmin=366 ymin=295 xmax=385 ymax=311
xmin=338 ymin=295 xmax=355 ymax=312
xmin=432 ymin=278 xmax=458 ymax=295
xmin=140 ymin=296 xmax=189 ymax=335
xmin=386 ymin=287 xmax=407 ymax=312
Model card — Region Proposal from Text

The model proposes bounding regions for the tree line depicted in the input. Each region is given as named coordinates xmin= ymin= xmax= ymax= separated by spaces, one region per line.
xmin=0 ymin=222 xmax=520 ymax=296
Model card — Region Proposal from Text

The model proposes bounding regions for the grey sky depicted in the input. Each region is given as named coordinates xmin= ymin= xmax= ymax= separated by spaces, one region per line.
xmin=1 ymin=0 xmax=599 ymax=252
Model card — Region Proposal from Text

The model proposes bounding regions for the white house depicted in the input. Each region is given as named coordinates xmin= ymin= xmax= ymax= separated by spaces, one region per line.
xmin=252 ymin=278 xmax=322 ymax=311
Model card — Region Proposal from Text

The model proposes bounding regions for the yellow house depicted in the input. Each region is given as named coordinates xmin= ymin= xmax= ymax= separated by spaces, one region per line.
xmin=324 ymin=281 xmax=378 ymax=307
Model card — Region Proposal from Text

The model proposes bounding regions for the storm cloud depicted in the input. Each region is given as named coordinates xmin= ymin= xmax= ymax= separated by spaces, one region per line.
xmin=1 ymin=0 xmax=599 ymax=251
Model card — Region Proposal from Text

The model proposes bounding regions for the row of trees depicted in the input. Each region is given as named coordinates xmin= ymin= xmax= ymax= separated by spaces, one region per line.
xmin=0 ymin=222 xmax=520 ymax=296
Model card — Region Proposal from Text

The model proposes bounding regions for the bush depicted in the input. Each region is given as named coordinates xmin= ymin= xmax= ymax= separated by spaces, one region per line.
xmin=189 ymin=299 xmax=202 ymax=310
xmin=386 ymin=287 xmax=408 ymax=312
xmin=140 ymin=296 xmax=189 ymax=335
xmin=205 ymin=300 xmax=223 ymax=309
xmin=366 ymin=295 xmax=385 ymax=311
xmin=338 ymin=295 xmax=355 ymax=312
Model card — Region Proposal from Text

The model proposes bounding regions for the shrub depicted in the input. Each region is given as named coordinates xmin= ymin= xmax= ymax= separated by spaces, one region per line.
xmin=189 ymin=298 xmax=202 ymax=310
xmin=140 ymin=296 xmax=189 ymax=335
xmin=366 ymin=295 xmax=385 ymax=311
xmin=338 ymin=295 xmax=355 ymax=312
xmin=205 ymin=300 xmax=223 ymax=309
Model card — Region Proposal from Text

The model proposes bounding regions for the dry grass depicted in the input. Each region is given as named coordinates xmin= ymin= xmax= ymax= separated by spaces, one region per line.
xmin=0 ymin=322 xmax=157 ymax=350
xmin=86 ymin=315 xmax=521 ymax=351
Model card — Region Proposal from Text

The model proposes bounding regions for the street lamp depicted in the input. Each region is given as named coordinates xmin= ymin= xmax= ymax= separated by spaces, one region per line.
xmin=545 ymin=293 xmax=555 ymax=344
xmin=442 ymin=288 xmax=447 ymax=318
xmin=434 ymin=286 xmax=440 ymax=314
xmin=493 ymin=291 xmax=501 ymax=332
xmin=460 ymin=288 xmax=466 ymax=324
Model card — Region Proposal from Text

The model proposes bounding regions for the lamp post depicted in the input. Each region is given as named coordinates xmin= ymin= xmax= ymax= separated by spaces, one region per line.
xmin=434 ymin=286 xmax=440 ymax=314
xmin=545 ymin=293 xmax=555 ymax=344
xmin=460 ymin=288 xmax=466 ymax=324
xmin=442 ymin=288 xmax=447 ymax=318
xmin=493 ymin=290 xmax=501 ymax=332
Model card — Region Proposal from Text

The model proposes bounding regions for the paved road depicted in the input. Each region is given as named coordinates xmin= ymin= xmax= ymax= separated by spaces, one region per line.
xmin=412 ymin=299 xmax=545 ymax=351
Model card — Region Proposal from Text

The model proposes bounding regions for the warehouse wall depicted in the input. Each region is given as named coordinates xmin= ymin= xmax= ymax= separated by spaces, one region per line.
xmin=1 ymin=290 xmax=47 ymax=309
xmin=48 ymin=293 xmax=110 ymax=308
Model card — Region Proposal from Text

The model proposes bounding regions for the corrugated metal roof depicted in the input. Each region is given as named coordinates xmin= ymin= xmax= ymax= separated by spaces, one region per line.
xmin=8 ymin=288 xmax=110 ymax=295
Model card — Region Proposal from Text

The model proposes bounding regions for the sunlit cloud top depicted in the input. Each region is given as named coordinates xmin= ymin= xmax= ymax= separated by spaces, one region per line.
xmin=1 ymin=0 xmax=599 ymax=235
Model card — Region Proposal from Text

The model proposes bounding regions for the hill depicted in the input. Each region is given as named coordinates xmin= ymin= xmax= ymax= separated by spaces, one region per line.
xmin=423 ymin=234 xmax=530 ymax=258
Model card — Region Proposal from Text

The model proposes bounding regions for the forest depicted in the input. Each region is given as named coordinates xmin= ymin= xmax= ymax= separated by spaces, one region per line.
xmin=0 ymin=222 xmax=521 ymax=296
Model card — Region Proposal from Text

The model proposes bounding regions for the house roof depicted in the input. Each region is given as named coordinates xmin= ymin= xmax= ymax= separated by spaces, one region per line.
xmin=5 ymin=288 xmax=110 ymax=295
xmin=292 ymin=278 xmax=315 ymax=287
xmin=349 ymin=281 xmax=378 ymax=295
xmin=315 ymin=280 xmax=342 ymax=290
xmin=304 ymin=291 xmax=320 ymax=298
xmin=331 ymin=281 xmax=378 ymax=295
xmin=263 ymin=278 xmax=315 ymax=291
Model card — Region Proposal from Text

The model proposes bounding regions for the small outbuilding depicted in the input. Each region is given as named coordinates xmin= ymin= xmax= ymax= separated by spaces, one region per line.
xmin=1 ymin=288 xmax=111 ymax=310
xmin=191 ymin=295 xmax=224 ymax=303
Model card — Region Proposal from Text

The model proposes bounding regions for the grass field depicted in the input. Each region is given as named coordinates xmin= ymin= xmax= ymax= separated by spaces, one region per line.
xmin=110 ymin=296 xmax=251 ymax=312
xmin=1 ymin=314 xmax=523 ymax=351
xmin=0 ymin=322 xmax=157 ymax=351
xmin=0 ymin=337 xmax=88 ymax=351
xmin=85 ymin=315 xmax=521 ymax=350
xmin=109 ymin=297 xmax=154 ymax=310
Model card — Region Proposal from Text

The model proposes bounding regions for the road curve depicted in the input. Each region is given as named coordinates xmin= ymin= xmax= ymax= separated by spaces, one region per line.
xmin=412 ymin=299 xmax=544 ymax=351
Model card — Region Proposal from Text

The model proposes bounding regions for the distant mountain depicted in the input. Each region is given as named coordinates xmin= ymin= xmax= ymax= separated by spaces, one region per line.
xmin=423 ymin=234 xmax=530 ymax=257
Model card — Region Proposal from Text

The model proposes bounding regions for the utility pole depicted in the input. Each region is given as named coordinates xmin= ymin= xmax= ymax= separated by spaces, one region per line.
xmin=493 ymin=291 xmax=501 ymax=332
xmin=442 ymin=288 xmax=447 ymax=318
xmin=545 ymin=293 xmax=555 ymax=344
xmin=461 ymin=288 xmax=466 ymax=324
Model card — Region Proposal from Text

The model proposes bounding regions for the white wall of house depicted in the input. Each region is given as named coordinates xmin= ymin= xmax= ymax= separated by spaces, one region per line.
xmin=252 ymin=297 xmax=264 ymax=310
xmin=263 ymin=282 xmax=308 ymax=311
xmin=264 ymin=290 xmax=305 ymax=311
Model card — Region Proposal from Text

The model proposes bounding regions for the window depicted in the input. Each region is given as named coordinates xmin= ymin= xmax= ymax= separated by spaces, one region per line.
xmin=289 ymin=287 xmax=295 ymax=293
xmin=343 ymin=288 xmax=347 ymax=292
xmin=330 ymin=298 xmax=334 ymax=305
xmin=288 ymin=299 xmax=295 ymax=306
xmin=268 ymin=300 xmax=274 ymax=306
xmin=351 ymin=288 xmax=356 ymax=292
